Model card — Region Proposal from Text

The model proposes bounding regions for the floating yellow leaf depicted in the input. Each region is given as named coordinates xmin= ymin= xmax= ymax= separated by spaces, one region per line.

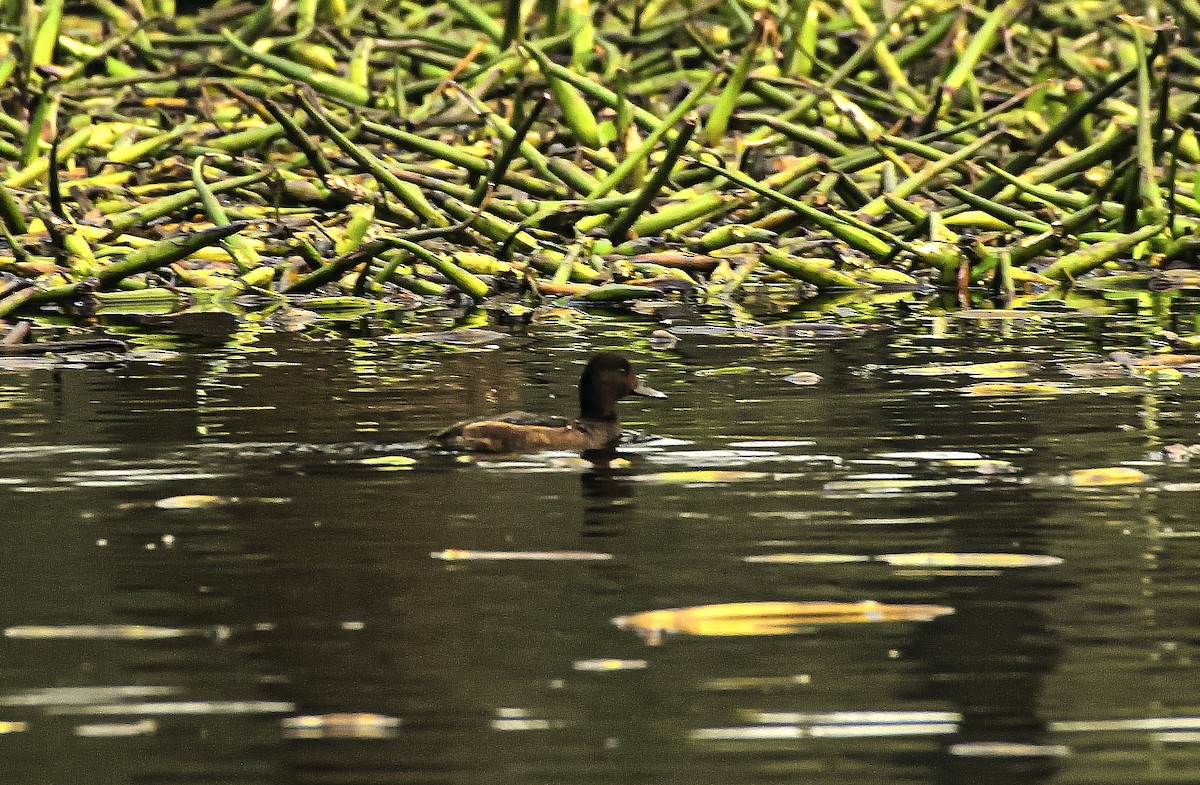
xmin=431 ymin=549 xmax=612 ymax=561
xmin=1068 ymin=467 xmax=1148 ymax=486
xmin=0 ymin=722 xmax=28 ymax=734
xmin=1136 ymin=367 xmax=1184 ymax=381
xmin=878 ymin=553 xmax=1063 ymax=568
xmin=824 ymin=477 xmax=966 ymax=492
xmin=695 ymin=366 xmax=758 ymax=376
xmin=961 ymin=382 xmax=1066 ymax=396
xmin=4 ymin=625 xmax=191 ymax=640
xmin=897 ymin=361 xmax=1033 ymax=379
xmin=573 ymin=659 xmax=648 ymax=671
xmin=613 ymin=600 xmax=954 ymax=644
xmin=282 ymin=713 xmax=400 ymax=740
xmin=545 ymin=456 xmax=595 ymax=469
xmin=633 ymin=471 xmax=771 ymax=484
xmin=155 ymin=494 xmax=232 ymax=509
xmin=961 ymin=361 xmax=1034 ymax=378
xmin=744 ymin=554 xmax=871 ymax=564
xmin=359 ymin=456 xmax=417 ymax=470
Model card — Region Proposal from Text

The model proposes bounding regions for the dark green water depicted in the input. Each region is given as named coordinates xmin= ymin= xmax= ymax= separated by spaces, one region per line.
xmin=4 ymin=297 xmax=1200 ymax=784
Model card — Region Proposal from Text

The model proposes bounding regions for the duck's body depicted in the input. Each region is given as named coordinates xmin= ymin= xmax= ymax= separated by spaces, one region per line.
xmin=432 ymin=352 xmax=663 ymax=453
xmin=434 ymin=412 xmax=625 ymax=453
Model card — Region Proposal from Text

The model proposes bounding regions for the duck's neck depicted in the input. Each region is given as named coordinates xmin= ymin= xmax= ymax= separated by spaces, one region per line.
xmin=579 ymin=388 xmax=618 ymax=422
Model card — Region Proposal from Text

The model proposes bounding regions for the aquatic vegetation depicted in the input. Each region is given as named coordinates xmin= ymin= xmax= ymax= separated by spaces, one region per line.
xmin=0 ymin=0 xmax=1196 ymax=345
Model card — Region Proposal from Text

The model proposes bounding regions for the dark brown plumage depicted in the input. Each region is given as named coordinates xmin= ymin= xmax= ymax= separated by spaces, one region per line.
xmin=432 ymin=352 xmax=664 ymax=453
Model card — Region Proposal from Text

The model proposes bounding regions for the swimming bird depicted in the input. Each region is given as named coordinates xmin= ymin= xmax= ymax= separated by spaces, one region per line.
xmin=432 ymin=352 xmax=665 ymax=453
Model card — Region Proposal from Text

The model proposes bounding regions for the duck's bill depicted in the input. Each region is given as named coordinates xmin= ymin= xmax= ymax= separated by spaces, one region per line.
xmin=633 ymin=381 xmax=667 ymax=398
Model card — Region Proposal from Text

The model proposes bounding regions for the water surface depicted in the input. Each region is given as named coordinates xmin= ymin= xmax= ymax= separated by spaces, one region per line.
xmin=4 ymin=299 xmax=1200 ymax=784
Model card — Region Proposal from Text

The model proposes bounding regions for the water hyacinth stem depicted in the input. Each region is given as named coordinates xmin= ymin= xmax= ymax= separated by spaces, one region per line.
xmin=607 ymin=117 xmax=697 ymax=244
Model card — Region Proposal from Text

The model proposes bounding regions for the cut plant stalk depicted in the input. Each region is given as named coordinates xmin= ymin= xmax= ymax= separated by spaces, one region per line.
xmin=297 ymin=89 xmax=449 ymax=226
xmin=220 ymin=28 xmax=370 ymax=106
xmin=1041 ymin=223 xmax=1166 ymax=281
xmin=606 ymin=117 xmax=697 ymax=244
xmin=96 ymin=222 xmax=252 ymax=288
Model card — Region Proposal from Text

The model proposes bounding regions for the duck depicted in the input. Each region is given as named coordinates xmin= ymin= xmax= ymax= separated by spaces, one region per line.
xmin=432 ymin=352 xmax=665 ymax=453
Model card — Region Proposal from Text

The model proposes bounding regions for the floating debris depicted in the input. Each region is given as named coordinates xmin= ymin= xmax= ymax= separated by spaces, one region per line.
xmin=783 ymin=372 xmax=823 ymax=386
xmin=876 ymin=451 xmax=985 ymax=461
xmin=613 ymin=601 xmax=954 ymax=644
xmin=432 ymin=549 xmax=612 ymax=561
xmin=648 ymin=330 xmax=679 ymax=350
xmin=1059 ymin=361 xmax=1126 ymax=379
xmin=1065 ymin=467 xmax=1149 ymax=486
xmin=358 ymin=456 xmax=418 ymax=470
xmin=61 ymin=469 xmax=227 ymax=488
xmin=632 ymin=470 xmax=772 ymax=484
xmin=492 ymin=708 xmax=559 ymax=731
xmin=690 ymin=725 xmax=806 ymax=741
xmin=1110 ymin=351 xmax=1200 ymax=370
xmin=895 ymin=361 xmax=1034 ymax=379
xmin=4 ymin=625 xmax=196 ymax=640
xmin=572 ymin=659 xmax=649 ymax=672
xmin=701 ymin=675 xmax=811 ymax=691
xmin=727 ymin=441 xmax=815 ymax=449
xmin=268 ymin=307 xmax=322 ymax=332
xmin=941 ymin=459 xmax=1018 ymax=474
xmin=0 ymin=686 xmax=176 ymax=706
xmin=695 ymin=366 xmax=759 ymax=377
xmin=744 ymin=554 xmax=872 ymax=564
xmin=49 ymin=701 xmax=295 ymax=716
xmin=877 ymin=553 xmax=1064 ymax=569
xmin=694 ymin=710 xmax=961 ymax=740
xmin=1160 ymin=444 xmax=1200 ymax=463
xmin=75 ymin=719 xmax=158 ymax=738
xmin=154 ymin=494 xmax=235 ymax=510
xmin=824 ymin=476 xmax=987 ymax=494
xmin=747 ymin=710 xmax=961 ymax=726
xmin=282 ymin=713 xmax=401 ymax=740
xmin=1051 ymin=717 xmax=1200 ymax=733
xmin=0 ymin=446 xmax=112 ymax=459
xmin=1158 ymin=732 xmax=1200 ymax=743
xmin=960 ymin=382 xmax=1069 ymax=396
xmin=948 ymin=741 xmax=1071 ymax=758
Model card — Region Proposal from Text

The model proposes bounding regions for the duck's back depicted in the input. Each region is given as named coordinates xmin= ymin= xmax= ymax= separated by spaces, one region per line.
xmin=431 ymin=411 xmax=619 ymax=453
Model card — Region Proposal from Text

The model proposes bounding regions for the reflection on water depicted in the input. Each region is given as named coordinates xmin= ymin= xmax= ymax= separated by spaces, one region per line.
xmin=4 ymin=303 xmax=1200 ymax=784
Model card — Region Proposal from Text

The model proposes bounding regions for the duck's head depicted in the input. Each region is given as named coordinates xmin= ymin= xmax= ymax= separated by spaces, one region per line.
xmin=579 ymin=352 xmax=665 ymax=421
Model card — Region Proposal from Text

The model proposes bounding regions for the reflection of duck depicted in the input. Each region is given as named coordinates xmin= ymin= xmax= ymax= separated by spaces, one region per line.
xmin=432 ymin=352 xmax=665 ymax=453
